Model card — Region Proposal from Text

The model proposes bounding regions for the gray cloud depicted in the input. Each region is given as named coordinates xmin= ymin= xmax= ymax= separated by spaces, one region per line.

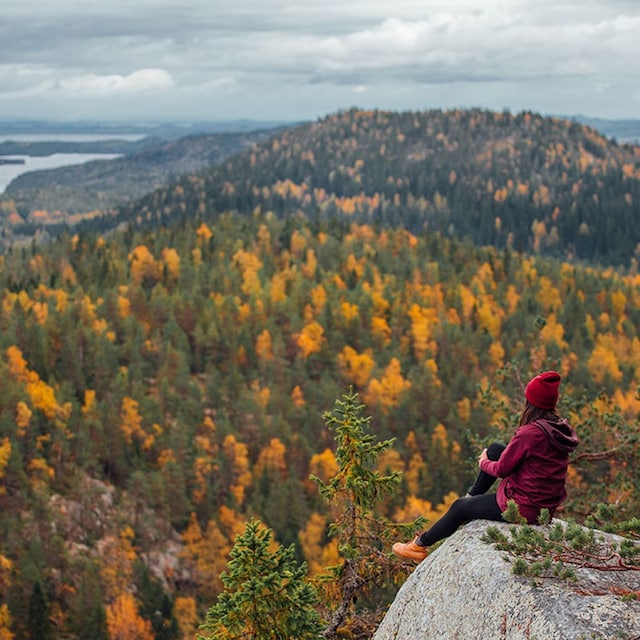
xmin=0 ymin=0 xmax=638 ymax=121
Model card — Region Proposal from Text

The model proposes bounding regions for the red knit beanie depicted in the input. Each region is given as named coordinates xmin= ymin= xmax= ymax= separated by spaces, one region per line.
xmin=525 ymin=371 xmax=561 ymax=410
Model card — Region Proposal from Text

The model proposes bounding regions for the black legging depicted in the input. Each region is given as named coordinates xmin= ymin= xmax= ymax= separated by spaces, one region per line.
xmin=418 ymin=442 xmax=506 ymax=547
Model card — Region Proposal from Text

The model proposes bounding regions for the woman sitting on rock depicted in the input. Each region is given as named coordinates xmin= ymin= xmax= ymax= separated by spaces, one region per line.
xmin=392 ymin=371 xmax=579 ymax=563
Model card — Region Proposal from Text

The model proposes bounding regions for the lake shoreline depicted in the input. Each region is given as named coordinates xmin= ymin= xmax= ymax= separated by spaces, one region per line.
xmin=0 ymin=152 xmax=122 ymax=194
xmin=0 ymin=131 xmax=151 ymax=194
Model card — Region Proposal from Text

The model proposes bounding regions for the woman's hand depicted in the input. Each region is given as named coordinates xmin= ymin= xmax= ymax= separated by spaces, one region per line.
xmin=478 ymin=448 xmax=488 ymax=467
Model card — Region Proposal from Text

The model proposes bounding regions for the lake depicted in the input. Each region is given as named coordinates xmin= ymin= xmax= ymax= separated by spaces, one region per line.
xmin=0 ymin=132 xmax=143 ymax=194
xmin=0 ymin=153 xmax=122 ymax=194
xmin=0 ymin=133 xmax=145 ymax=143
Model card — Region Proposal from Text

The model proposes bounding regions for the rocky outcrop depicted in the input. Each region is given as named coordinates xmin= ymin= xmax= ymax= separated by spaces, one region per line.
xmin=374 ymin=520 xmax=640 ymax=640
xmin=48 ymin=474 xmax=185 ymax=591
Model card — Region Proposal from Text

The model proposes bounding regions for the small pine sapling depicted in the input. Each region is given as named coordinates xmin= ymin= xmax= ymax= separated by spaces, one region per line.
xmin=311 ymin=388 xmax=425 ymax=639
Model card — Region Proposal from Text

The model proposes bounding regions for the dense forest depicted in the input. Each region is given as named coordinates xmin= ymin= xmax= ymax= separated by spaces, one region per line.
xmin=76 ymin=107 xmax=640 ymax=267
xmin=0 ymin=108 xmax=638 ymax=639
xmin=3 ymin=109 xmax=640 ymax=266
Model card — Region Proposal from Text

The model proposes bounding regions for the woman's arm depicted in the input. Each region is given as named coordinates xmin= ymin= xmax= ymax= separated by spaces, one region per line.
xmin=479 ymin=427 xmax=533 ymax=478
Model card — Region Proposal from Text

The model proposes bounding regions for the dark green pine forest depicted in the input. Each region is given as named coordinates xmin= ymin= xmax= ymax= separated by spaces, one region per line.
xmin=0 ymin=108 xmax=638 ymax=639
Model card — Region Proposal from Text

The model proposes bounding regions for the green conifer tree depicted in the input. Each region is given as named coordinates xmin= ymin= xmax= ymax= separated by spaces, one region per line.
xmin=27 ymin=581 xmax=51 ymax=640
xmin=67 ymin=564 xmax=109 ymax=640
xmin=197 ymin=518 xmax=322 ymax=640
xmin=134 ymin=562 xmax=180 ymax=640
xmin=312 ymin=388 xmax=423 ymax=639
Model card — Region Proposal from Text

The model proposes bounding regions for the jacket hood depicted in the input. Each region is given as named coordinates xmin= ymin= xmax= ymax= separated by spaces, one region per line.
xmin=534 ymin=417 xmax=579 ymax=453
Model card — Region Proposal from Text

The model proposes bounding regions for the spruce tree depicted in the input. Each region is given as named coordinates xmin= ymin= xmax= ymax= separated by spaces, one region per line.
xmin=27 ymin=581 xmax=51 ymax=640
xmin=134 ymin=562 xmax=180 ymax=640
xmin=67 ymin=565 xmax=109 ymax=640
xmin=197 ymin=519 xmax=322 ymax=640
xmin=312 ymin=388 xmax=423 ymax=639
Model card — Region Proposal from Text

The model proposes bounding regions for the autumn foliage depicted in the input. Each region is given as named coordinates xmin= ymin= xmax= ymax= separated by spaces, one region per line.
xmin=0 ymin=108 xmax=638 ymax=638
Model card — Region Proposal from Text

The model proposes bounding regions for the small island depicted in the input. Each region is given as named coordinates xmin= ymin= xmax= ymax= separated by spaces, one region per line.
xmin=0 ymin=157 xmax=25 ymax=165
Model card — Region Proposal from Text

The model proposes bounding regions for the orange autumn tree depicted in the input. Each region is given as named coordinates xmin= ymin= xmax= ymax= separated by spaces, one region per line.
xmin=161 ymin=247 xmax=181 ymax=284
xmin=6 ymin=346 xmax=71 ymax=424
xmin=336 ymin=346 xmax=375 ymax=388
xmin=364 ymin=357 xmax=411 ymax=413
xmin=180 ymin=513 xmax=231 ymax=603
xmin=0 ymin=554 xmax=13 ymax=640
xmin=408 ymin=304 xmax=439 ymax=360
xmin=298 ymin=512 xmax=340 ymax=577
xmin=0 ymin=439 xmax=10 ymax=494
xmin=119 ymin=397 xmax=145 ymax=446
xmin=221 ymin=435 xmax=252 ymax=507
xmin=296 ymin=321 xmax=326 ymax=358
xmin=5 ymin=346 xmax=73 ymax=485
xmin=173 ymin=596 xmax=198 ymax=640
xmin=192 ymin=415 xmax=218 ymax=504
xmin=106 ymin=593 xmax=154 ymax=640
xmin=128 ymin=245 xmax=161 ymax=286
xmin=255 ymin=329 xmax=274 ymax=362
xmin=253 ymin=438 xmax=287 ymax=481
xmin=100 ymin=527 xmax=137 ymax=603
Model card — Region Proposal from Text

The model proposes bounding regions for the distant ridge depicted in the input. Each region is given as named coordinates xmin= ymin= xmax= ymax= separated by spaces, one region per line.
xmin=0 ymin=118 xmax=296 ymax=139
xmin=570 ymin=114 xmax=640 ymax=143
xmin=3 ymin=114 xmax=637 ymax=142
xmin=2 ymin=108 xmax=639 ymax=267
xmin=104 ymin=107 xmax=640 ymax=267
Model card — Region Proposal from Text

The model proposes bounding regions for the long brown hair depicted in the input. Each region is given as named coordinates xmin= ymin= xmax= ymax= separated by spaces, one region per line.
xmin=519 ymin=400 xmax=558 ymax=427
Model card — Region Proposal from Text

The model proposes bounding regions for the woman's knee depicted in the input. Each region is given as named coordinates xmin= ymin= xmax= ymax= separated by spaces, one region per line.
xmin=448 ymin=497 xmax=469 ymax=517
xmin=487 ymin=442 xmax=506 ymax=460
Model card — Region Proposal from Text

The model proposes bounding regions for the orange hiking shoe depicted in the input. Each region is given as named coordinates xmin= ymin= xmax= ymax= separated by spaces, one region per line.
xmin=392 ymin=536 xmax=428 ymax=563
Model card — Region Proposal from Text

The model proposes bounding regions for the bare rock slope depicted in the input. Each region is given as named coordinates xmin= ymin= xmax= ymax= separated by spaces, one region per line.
xmin=374 ymin=520 xmax=640 ymax=640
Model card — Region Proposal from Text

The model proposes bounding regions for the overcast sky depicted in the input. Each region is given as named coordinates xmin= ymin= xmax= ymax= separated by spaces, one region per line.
xmin=1 ymin=0 xmax=639 ymax=124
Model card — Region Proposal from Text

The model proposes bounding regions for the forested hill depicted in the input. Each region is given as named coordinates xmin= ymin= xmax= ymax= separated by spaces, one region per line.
xmin=0 ymin=127 xmax=283 ymax=230
xmin=96 ymin=108 xmax=639 ymax=267
xmin=1 ymin=111 xmax=640 ymax=638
